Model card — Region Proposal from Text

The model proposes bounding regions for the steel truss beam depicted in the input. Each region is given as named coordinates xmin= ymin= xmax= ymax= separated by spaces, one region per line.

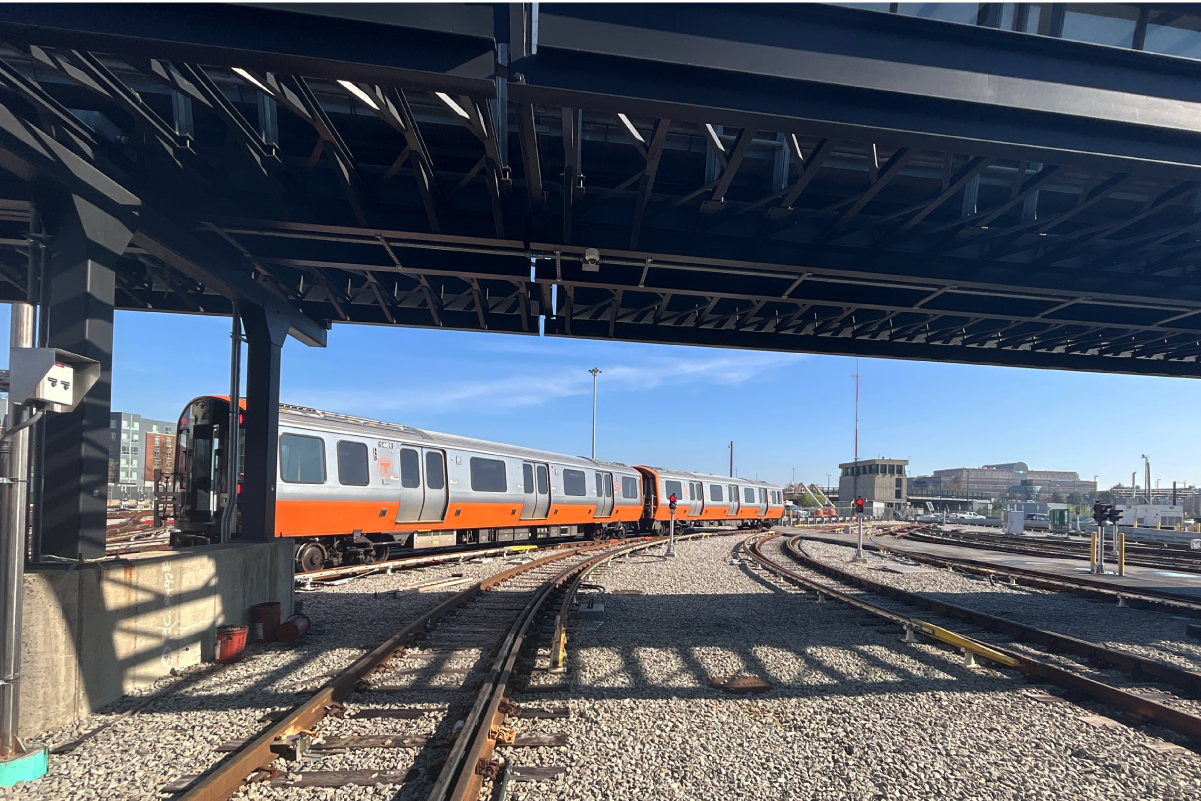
xmin=0 ymin=5 xmax=1198 ymax=377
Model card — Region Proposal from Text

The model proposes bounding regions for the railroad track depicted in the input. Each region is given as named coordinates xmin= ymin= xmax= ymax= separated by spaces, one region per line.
xmin=795 ymin=527 xmax=1201 ymax=614
xmin=164 ymin=534 xmax=686 ymax=801
xmin=296 ymin=525 xmax=758 ymax=584
xmin=906 ymin=528 xmax=1201 ymax=573
xmin=742 ymin=532 xmax=1201 ymax=749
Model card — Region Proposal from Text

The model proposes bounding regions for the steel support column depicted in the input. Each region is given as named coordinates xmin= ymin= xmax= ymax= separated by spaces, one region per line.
xmin=240 ymin=302 xmax=289 ymax=541
xmin=40 ymin=195 xmax=134 ymax=560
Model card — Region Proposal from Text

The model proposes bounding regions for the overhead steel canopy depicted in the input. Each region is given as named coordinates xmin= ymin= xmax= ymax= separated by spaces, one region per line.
xmin=0 ymin=3 xmax=1200 ymax=374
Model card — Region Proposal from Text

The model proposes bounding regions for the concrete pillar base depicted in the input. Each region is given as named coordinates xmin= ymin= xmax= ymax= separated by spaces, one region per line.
xmin=21 ymin=540 xmax=292 ymax=736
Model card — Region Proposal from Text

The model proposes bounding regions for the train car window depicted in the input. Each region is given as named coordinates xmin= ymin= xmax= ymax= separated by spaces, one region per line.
xmin=523 ymin=463 xmax=535 ymax=494
xmin=760 ymin=488 xmax=768 ymax=503
xmin=400 ymin=448 xmax=421 ymax=488
xmin=537 ymin=465 xmax=549 ymax=494
xmin=710 ymin=484 xmax=724 ymax=502
xmin=336 ymin=441 xmax=370 ymax=486
xmin=595 ymin=472 xmax=603 ymax=497
xmin=622 ymin=476 xmax=639 ymax=499
xmin=426 ymin=451 xmax=445 ymax=490
xmin=665 ymin=479 xmax=683 ymax=500
xmin=743 ymin=487 xmax=756 ymax=504
xmin=470 ymin=457 xmax=507 ymax=492
xmin=563 ymin=469 xmax=587 ymax=496
xmin=280 ymin=434 xmax=326 ymax=483
xmin=605 ymin=474 xmax=613 ymax=497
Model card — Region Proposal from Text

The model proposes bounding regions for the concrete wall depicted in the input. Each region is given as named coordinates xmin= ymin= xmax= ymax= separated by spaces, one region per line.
xmin=21 ymin=541 xmax=293 ymax=735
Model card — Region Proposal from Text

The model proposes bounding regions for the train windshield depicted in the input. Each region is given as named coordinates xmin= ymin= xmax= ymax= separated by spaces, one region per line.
xmin=175 ymin=397 xmax=243 ymax=532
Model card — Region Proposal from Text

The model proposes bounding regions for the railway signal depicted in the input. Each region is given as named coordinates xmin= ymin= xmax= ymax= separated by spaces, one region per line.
xmin=851 ymin=496 xmax=867 ymax=562
xmin=666 ymin=493 xmax=677 ymax=557
xmin=1092 ymin=503 xmax=1121 ymax=574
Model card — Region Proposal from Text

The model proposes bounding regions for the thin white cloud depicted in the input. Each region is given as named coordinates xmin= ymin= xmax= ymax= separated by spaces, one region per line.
xmin=287 ymin=351 xmax=804 ymax=418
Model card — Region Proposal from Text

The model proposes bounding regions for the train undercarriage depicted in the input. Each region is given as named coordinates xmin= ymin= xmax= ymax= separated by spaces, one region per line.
xmin=290 ymin=521 xmax=642 ymax=572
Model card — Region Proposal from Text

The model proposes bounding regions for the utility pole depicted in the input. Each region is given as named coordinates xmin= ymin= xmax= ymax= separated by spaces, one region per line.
xmin=1 ymin=302 xmax=32 ymax=761
xmin=1142 ymin=454 xmax=1151 ymax=505
xmin=852 ymin=359 xmax=866 ymax=562
xmin=589 ymin=368 xmax=601 ymax=460
xmin=219 ymin=304 xmax=242 ymax=544
xmin=728 ymin=441 xmax=733 ymax=478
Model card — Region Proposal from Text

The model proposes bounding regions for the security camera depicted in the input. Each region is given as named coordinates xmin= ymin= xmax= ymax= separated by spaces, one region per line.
xmin=582 ymin=247 xmax=601 ymax=272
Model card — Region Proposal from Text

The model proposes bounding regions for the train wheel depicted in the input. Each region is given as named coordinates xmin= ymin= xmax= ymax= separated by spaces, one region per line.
xmin=374 ymin=544 xmax=391 ymax=563
xmin=296 ymin=542 xmax=326 ymax=573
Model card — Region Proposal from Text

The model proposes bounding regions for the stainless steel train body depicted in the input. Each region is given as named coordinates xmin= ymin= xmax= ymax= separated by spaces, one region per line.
xmin=174 ymin=397 xmax=783 ymax=571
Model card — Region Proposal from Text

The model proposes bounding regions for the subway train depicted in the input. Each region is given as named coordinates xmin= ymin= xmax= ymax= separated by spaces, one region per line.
xmin=172 ymin=396 xmax=785 ymax=571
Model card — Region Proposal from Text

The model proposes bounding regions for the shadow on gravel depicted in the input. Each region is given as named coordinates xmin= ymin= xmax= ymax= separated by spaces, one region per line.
xmin=548 ymin=589 xmax=1023 ymax=704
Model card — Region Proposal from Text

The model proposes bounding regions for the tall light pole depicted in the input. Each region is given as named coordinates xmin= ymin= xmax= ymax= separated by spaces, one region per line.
xmin=728 ymin=441 xmax=733 ymax=477
xmin=852 ymin=358 xmax=866 ymax=562
xmin=589 ymin=368 xmax=601 ymax=459
xmin=1142 ymin=454 xmax=1151 ymax=505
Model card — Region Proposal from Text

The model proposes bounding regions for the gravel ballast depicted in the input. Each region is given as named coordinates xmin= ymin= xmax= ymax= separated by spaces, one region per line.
xmin=496 ymin=534 xmax=1201 ymax=801
xmin=802 ymin=537 xmax=1201 ymax=673
xmin=0 ymin=552 xmax=527 ymax=801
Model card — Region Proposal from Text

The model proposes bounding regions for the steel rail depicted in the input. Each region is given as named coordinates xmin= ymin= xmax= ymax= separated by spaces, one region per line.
xmin=427 ymin=534 xmax=678 ymax=801
xmin=869 ymin=533 xmax=1201 ymax=613
xmin=796 ymin=529 xmax=1201 ymax=614
xmin=906 ymin=529 xmax=1201 ymax=572
xmin=742 ymin=533 xmax=1201 ymax=746
xmin=171 ymin=541 xmax=616 ymax=801
xmin=783 ymin=536 xmax=1201 ymax=697
xmin=294 ymin=543 xmax=562 ymax=583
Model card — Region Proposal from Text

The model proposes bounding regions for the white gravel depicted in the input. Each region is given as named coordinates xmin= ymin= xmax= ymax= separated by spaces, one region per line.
xmin=802 ymin=537 xmax=1201 ymax=674
xmin=0 ymin=552 xmax=528 ymax=801
xmin=494 ymin=534 xmax=1201 ymax=801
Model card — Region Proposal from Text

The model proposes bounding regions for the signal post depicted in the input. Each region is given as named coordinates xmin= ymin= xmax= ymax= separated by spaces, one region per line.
xmin=851 ymin=496 xmax=867 ymax=562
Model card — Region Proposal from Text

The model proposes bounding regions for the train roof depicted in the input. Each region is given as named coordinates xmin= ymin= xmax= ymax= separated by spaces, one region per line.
xmin=276 ymin=402 xmax=638 ymax=473
xmin=638 ymin=465 xmax=782 ymax=489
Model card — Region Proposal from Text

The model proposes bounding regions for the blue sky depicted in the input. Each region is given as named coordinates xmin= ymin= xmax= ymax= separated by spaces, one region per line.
xmin=5 ymin=306 xmax=1200 ymax=489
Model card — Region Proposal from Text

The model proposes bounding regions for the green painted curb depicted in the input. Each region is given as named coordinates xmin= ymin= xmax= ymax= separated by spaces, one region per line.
xmin=0 ymin=745 xmax=47 ymax=786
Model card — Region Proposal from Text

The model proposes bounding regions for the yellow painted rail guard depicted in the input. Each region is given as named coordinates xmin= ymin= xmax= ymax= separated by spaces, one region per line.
xmin=909 ymin=618 xmax=1021 ymax=668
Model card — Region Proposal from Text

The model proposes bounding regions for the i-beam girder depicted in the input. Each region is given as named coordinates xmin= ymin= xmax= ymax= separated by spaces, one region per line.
xmin=0 ymin=5 xmax=1198 ymax=378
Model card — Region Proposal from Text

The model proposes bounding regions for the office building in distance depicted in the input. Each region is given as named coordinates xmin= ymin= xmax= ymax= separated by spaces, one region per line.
xmin=108 ymin=411 xmax=177 ymax=504
xmin=909 ymin=461 xmax=1095 ymax=501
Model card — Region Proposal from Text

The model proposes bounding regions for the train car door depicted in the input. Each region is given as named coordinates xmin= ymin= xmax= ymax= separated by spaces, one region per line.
xmin=521 ymin=462 xmax=551 ymax=520
xmin=689 ymin=481 xmax=704 ymax=517
xmin=395 ymin=445 xmax=424 ymax=522
xmin=728 ymin=484 xmax=739 ymax=515
xmin=593 ymin=471 xmax=614 ymax=518
xmin=758 ymin=487 xmax=769 ymax=516
xmin=418 ymin=449 xmax=448 ymax=522
xmin=534 ymin=464 xmax=551 ymax=518
xmin=521 ymin=463 xmax=537 ymax=519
